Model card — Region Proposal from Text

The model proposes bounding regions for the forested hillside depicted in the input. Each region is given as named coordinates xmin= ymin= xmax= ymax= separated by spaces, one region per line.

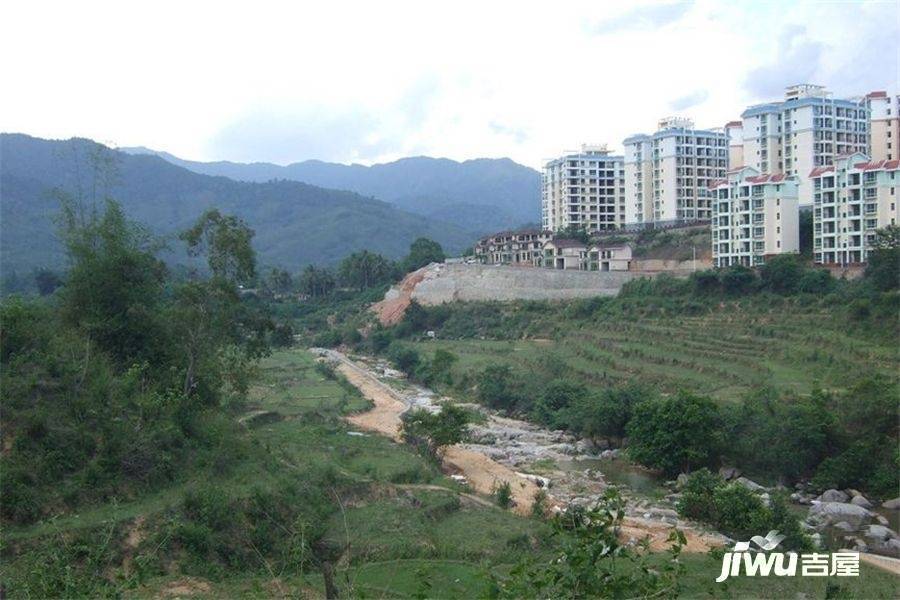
xmin=0 ymin=134 xmax=474 ymax=274
xmin=121 ymin=146 xmax=541 ymax=233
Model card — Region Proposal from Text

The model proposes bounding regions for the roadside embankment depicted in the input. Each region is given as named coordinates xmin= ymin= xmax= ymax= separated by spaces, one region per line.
xmin=372 ymin=263 xmax=658 ymax=325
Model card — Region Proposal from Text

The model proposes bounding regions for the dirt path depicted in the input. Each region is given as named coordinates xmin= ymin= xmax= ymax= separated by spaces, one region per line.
xmin=320 ymin=349 xmax=722 ymax=550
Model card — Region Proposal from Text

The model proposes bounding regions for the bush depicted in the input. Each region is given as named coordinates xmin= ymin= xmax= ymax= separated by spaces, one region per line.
xmin=711 ymin=484 xmax=770 ymax=541
xmin=386 ymin=342 xmax=421 ymax=373
xmin=626 ymin=392 xmax=722 ymax=476
xmin=720 ymin=265 xmax=757 ymax=295
xmin=494 ymin=480 xmax=513 ymax=509
xmin=676 ymin=468 xmax=724 ymax=523
xmin=477 ymin=365 xmax=519 ymax=411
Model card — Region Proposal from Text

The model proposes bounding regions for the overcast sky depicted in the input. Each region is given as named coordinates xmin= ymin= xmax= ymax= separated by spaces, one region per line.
xmin=2 ymin=0 xmax=897 ymax=169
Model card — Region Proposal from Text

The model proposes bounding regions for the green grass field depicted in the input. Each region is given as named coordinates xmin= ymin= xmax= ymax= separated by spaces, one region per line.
xmin=410 ymin=301 xmax=899 ymax=403
xmin=4 ymin=348 xmax=897 ymax=598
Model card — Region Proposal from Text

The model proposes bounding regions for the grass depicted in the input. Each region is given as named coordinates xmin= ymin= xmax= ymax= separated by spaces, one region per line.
xmin=4 ymin=347 xmax=897 ymax=598
xmin=410 ymin=300 xmax=899 ymax=402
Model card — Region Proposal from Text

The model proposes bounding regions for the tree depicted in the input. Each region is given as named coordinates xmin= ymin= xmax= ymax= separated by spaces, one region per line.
xmin=338 ymin=251 xmax=395 ymax=290
xmin=493 ymin=490 xmax=685 ymax=599
xmin=477 ymin=365 xmax=518 ymax=411
xmin=627 ymin=391 xmax=722 ymax=476
xmin=799 ymin=208 xmax=814 ymax=257
xmin=267 ymin=268 xmax=293 ymax=295
xmin=33 ymin=269 xmax=63 ymax=296
xmin=298 ymin=266 xmax=336 ymax=298
xmin=556 ymin=224 xmax=590 ymax=244
xmin=865 ymin=225 xmax=900 ymax=291
xmin=531 ymin=379 xmax=588 ymax=428
xmin=403 ymin=237 xmax=445 ymax=273
xmin=759 ymin=254 xmax=804 ymax=294
xmin=567 ymin=385 xmax=645 ymax=444
xmin=401 ymin=404 xmax=470 ymax=458
xmin=720 ymin=264 xmax=757 ymax=295
xmin=180 ymin=209 xmax=256 ymax=285
xmin=386 ymin=342 xmax=420 ymax=373
xmin=59 ymin=198 xmax=167 ymax=366
xmin=173 ymin=211 xmax=270 ymax=400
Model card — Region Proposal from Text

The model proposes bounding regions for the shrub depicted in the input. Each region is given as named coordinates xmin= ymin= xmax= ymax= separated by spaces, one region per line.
xmin=386 ymin=342 xmax=421 ymax=373
xmin=627 ymin=391 xmax=722 ymax=476
xmin=720 ymin=265 xmax=757 ymax=295
xmin=676 ymin=468 xmax=724 ymax=523
xmin=477 ymin=365 xmax=519 ymax=411
xmin=494 ymin=481 xmax=513 ymax=509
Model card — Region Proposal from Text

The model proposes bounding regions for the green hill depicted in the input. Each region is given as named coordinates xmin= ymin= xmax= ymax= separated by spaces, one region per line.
xmin=0 ymin=134 xmax=475 ymax=273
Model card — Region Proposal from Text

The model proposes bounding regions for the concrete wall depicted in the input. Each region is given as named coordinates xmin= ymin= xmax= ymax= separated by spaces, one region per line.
xmin=408 ymin=263 xmax=655 ymax=305
xmin=630 ymin=258 xmax=713 ymax=273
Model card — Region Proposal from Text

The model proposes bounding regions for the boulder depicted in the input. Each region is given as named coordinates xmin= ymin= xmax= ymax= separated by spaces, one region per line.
xmin=833 ymin=521 xmax=855 ymax=532
xmin=865 ymin=524 xmax=898 ymax=542
xmin=718 ymin=466 xmax=741 ymax=481
xmin=807 ymin=502 xmax=873 ymax=529
xmin=881 ymin=497 xmax=900 ymax=510
xmin=876 ymin=515 xmax=890 ymax=526
xmin=870 ymin=538 xmax=900 ymax=559
xmin=676 ymin=473 xmax=689 ymax=489
xmin=846 ymin=488 xmax=864 ymax=498
xmin=850 ymin=495 xmax=873 ymax=509
xmin=735 ymin=477 xmax=765 ymax=492
xmin=817 ymin=489 xmax=849 ymax=503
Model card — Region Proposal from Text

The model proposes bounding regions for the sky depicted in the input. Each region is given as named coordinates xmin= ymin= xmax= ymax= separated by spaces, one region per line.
xmin=2 ymin=0 xmax=898 ymax=169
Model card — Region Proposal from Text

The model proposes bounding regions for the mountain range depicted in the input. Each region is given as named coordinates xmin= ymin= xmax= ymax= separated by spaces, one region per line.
xmin=0 ymin=134 xmax=488 ymax=274
xmin=119 ymin=146 xmax=541 ymax=233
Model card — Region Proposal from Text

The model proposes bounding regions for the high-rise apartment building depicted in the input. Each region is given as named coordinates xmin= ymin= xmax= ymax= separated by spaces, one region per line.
xmin=866 ymin=91 xmax=900 ymax=161
xmin=710 ymin=167 xmax=799 ymax=267
xmin=623 ymin=117 xmax=727 ymax=226
xmin=811 ymin=153 xmax=899 ymax=265
xmin=541 ymin=144 xmax=625 ymax=232
xmin=725 ymin=120 xmax=744 ymax=167
xmin=735 ymin=84 xmax=869 ymax=207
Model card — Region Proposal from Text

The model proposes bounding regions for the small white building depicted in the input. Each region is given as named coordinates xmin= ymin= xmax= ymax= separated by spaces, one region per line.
xmin=711 ymin=167 xmax=799 ymax=267
xmin=587 ymin=244 xmax=632 ymax=271
xmin=538 ymin=239 xmax=588 ymax=270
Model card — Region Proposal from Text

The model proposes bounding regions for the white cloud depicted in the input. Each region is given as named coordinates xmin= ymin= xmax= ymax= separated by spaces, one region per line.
xmin=0 ymin=0 xmax=895 ymax=169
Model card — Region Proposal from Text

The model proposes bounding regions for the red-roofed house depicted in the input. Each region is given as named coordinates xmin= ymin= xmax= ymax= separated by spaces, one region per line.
xmin=810 ymin=152 xmax=899 ymax=265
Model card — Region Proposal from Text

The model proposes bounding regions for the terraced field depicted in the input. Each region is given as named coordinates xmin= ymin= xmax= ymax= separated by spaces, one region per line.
xmin=411 ymin=304 xmax=898 ymax=402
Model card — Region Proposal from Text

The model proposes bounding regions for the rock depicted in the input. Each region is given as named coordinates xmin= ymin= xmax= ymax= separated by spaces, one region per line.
xmin=649 ymin=508 xmax=680 ymax=520
xmin=808 ymin=502 xmax=873 ymax=529
xmin=833 ymin=521 xmax=855 ymax=532
xmin=718 ymin=466 xmax=741 ymax=481
xmin=865 ymin=524 xmax=898 ymax=542
xmin=850 ymin=495 xmax=873 ymax=509
xmin=881 ymin=497 xmax=900 ymax=510
xmin=676 ymin=473 xmax=689 ymax=489
xmin=870 ymin=538 xmax=900 ymax=559
xmin=876 ymin=515 xmax=890 ymax=526
xmin=817 ymin=489 xmax=849 ymax=503
xmin=735 ymin=477 xmax=765 ymax=492
xmin=846 ymin=488 xmax=864 ymax=498
xmin=852 ymin=537 xmax=869 ymax=553
xmin=810 ymin=533 xmax=824 ymax=549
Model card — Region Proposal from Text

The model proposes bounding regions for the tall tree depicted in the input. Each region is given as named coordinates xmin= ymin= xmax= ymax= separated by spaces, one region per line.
xmin=338 ymin=250 xmax=395 ymax=290
xmin=403 ymin=237 xmax=445 ymax=272
xmin=180 ymin=209 xmax=256 ymax=284
xmin=865 ymin=225 xmax=900 ymax=291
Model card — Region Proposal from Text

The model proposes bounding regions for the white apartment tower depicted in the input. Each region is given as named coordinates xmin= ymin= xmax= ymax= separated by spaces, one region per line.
xmin=725 ymin=120 xmax=745 ymax=167
xmin=811 ymin=153 xmax=899 ymax=265
xmin=541 ymin=144 xmax=625 ymax=232
xmin=623 ymin=117 xmax=727 ymax=226
xmin=737 ymin=84 xmax=869 ymax=207
xmin=866 ymin=91 xmax=900 ymax=161
xmin=711 ymin=167 xmax=799 ymax=267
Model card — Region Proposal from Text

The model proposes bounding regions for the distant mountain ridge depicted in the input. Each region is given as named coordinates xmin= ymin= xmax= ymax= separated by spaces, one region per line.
xmin=0 ymin=134 xmax=475 ymax=273
xmin=119 ymin=146 xmax=541 ymax=234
